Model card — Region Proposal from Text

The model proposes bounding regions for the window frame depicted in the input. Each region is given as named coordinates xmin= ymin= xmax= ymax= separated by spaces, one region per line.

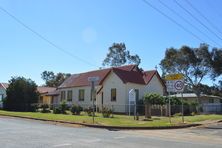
xmin=111 ymin=88 xmax=117 ymax=102
xmin=79 ymin=89 xmax=85 ymax=101
xmin=61 ymin=91 xmax=66 ymax=101
xmin=67 ymin=90 xmax=73 ymax=102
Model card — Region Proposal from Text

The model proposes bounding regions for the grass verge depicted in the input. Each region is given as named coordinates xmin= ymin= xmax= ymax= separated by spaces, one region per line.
xmin=0 ymin=110 xmax=221 ymax=127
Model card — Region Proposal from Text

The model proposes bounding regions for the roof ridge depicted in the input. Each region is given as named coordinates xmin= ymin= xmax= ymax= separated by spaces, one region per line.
xmin=144 ymin=70 xmax=157 ymax=73
xmin=69 ymin=64 xmax=136 ymax=75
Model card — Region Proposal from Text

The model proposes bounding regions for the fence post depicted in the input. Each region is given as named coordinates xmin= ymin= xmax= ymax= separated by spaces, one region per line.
xmin=111 ymin=105 xmax=114 ymax=118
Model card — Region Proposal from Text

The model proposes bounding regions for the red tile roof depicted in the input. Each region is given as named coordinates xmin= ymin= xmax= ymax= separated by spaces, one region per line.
xmin=59 ymin=68 xmax=111 ymax=88
xmin=113 ymin=68 xmax=145 ymax=84
xmin=143 ymin=70 xmax=157 ymax=84
xmin=37 ymin=86 xmax=56 ymax=94
xmin=143 ymin=70 xmax=165 ymax=87
xmin=58 ymin=65 xmax=164 ymax=88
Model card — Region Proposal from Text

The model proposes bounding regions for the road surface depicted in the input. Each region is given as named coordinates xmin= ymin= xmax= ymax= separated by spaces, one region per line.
xmin=0 ymin=116 xmax=221 ymax=148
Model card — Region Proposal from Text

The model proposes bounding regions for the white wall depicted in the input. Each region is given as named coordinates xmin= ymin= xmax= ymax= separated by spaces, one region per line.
xmin=101 ymin=71 xmax=127 ymax=113
xmin=57 ymin=86 xmax=93 ymax=108
xmin=142 ymin=74 xmax=164 ymax=95
xmin=0 ymin=88 xmax=6 ymax=101
xmin=126 ymin=74 xmax=164 ymax=100
xmin=56 ymin=73 xmax=165 ymax=113
xmin=125 ymin=74 xmax=165 ymax=113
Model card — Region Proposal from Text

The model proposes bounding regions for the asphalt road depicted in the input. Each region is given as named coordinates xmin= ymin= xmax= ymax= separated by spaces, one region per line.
xmin=0 ymin=117 xmax=222 ymax=148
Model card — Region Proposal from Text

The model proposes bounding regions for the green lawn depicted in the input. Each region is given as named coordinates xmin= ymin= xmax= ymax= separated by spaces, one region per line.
xmin=0 ymin=110 xmax=221 ymax=127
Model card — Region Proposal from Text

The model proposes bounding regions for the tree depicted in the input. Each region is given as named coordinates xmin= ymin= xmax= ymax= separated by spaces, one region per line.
xmin=41 ymin=71 xmax=71 ymax=87
xmin=3 ymin=77 xmax=38 ymax=112
xmin=160 ymin=44 xmax=211 ymax=104
xmin=102 ymin=43 xmax=141 ymax=67
xmin=198 ymin=83 xmax=222 ymax=97
xmin=143 ymin=93 xmax=164 ymax=118
xmin=210 ymin=48 xmax=222 ymax=78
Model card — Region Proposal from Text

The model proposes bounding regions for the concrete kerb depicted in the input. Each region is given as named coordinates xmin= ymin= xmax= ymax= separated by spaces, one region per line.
xmin=0 ymin=114 xmax=202 ymax=130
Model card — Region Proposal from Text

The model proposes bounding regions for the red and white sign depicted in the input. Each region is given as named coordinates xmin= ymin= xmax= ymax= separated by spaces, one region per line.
xmin=165 ymin=74 xmax=184 ymax=93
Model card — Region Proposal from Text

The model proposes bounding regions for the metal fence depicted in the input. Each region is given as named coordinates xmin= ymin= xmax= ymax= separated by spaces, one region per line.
xmin=3 ymin=102 xmax=222 ymax=116
xmin=202 ymin=103 xmax=222 ymax=114
xmin=34 ymin=103 xmax=200 ymax=116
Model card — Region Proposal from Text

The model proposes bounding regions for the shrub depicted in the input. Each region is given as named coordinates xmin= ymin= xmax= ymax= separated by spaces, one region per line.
xmin=70 ymin=104 xmax=83 ymax=115
xmin=30 ymin=103 xmax=38 ymax=112
xmin=101 ymin=107 xmax=112 ymax=118
xmin=191 ymin=112 xmax=196 ymax=116
xmin=174 ymin=112 xmax=182 ymax=116
xmin=144 ymin=93 xmax=165 ymax=105
xmin=84 ymin=106 xmax=93 ymax=116
xmin=60 ymin=101 xmax=67 ymax=114
xmin=53 ymin=107 xmax=61 ymax=114
xmin=41 ymin=104 xmax=50 ymax=113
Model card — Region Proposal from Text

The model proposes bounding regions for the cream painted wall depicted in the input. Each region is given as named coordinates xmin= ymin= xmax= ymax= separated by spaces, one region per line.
xmin=142 ymin=75 xmax=164 ymax=95
xmin=101 ymin=71 xmax=127 ymax=113
xmin=125 ymin=74 xmax=165 ymax=113
xmin=57 ymin=86 xmax=93 ymax=107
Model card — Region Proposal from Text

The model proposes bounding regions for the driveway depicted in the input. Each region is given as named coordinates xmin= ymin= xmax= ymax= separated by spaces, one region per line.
xmin=0 ymin=116 xmax=221 ymax=148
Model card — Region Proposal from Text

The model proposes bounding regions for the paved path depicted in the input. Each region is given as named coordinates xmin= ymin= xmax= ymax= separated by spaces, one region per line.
xmin=0 ymin=116 xmax=221 ymax=148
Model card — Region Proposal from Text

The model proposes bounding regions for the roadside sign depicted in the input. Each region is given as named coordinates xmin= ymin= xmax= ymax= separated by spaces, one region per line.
xmin=174 ymin=80 xmax=184 ymax=91
xmin=165 ymin=74 xmax=184 ymax=93
xmin=129 ymin=89 xmax=136 ymax=102
xmin=166 ymin=81 xmax=175 ymax=92
xmin=165 ymin=74 xmax=185 ymax=124
xmin=88 ymin=76 xmax=100 ymax=82
xmin=128 ymin=89 xmax=136 ymax=117
xmin=165 ymin=73 xmax=184 ymax=81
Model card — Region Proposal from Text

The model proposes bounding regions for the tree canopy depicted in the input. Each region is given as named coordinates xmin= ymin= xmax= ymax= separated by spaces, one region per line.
xmin=144 ymin=93 xmax=165 ymax=105
xmin=41 ymin=71 xmax=71 ymax=87
xmin=160 ymin=44 xmax=212 ymax=98
xmin=3 ymin=77 xmax=38 ymax=112
xmin=198 ymin=83 xmax=222 ymax=97
xmin=102 ymin=43 xmax=141 ymax=67
xmin=210 ymin=48 xmax=222 ymax=78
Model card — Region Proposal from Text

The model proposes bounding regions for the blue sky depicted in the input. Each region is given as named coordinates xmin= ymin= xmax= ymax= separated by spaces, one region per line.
xmin=0 ymin=0 xmax=222 ymax=85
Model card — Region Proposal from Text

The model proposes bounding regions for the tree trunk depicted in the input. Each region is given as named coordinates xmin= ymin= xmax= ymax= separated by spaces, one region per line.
xmin=145 ymin=103 xmax=151 ymax=119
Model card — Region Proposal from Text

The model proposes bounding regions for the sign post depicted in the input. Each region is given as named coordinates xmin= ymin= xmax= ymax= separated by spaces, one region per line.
xmin=165 ymin=74 xmax=184 ymax=123
xmin=129 ymin=89 xmax=136 ymax=117
xmin=181 ymin=93 xmax=184 ymax=123
xmin=88 ymin=76 xmax=99 ymax=124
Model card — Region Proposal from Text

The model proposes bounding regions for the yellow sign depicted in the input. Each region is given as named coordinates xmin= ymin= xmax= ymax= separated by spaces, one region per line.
xmin=165 ymin=74 xmax=184 ymax=81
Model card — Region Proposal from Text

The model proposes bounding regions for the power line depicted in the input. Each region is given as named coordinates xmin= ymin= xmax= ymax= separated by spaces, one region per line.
xmin=0 ymin=5 xmax=98 ymax=68
xmin=185 ymin=0 xmax=222 ymax=36
xmin=158 ymin=0 xmax=222 ymax=47
xmin=141 ymin=0 xmax=207 ymax=45
xmin=174 ymin=0 xmax=222 ymax=42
